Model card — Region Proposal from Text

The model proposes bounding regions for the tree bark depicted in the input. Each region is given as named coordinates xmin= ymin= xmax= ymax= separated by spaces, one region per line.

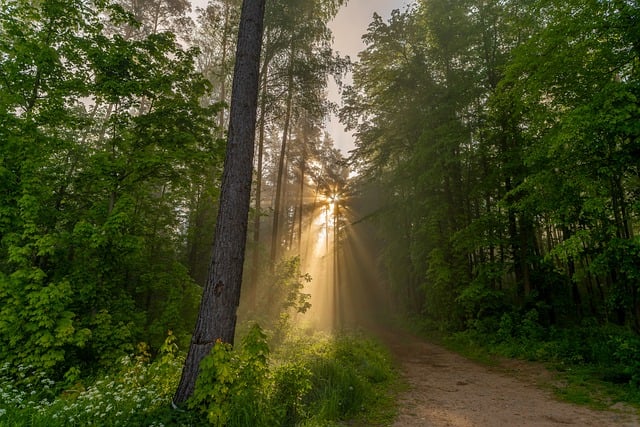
xmin=298 ymin=144 xmax=306 ymax=254
xmin=173 ymin=0 xmax=265 ymax=405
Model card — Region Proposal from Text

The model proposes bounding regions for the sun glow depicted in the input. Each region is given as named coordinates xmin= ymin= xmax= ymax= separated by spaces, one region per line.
xmin=297 ymin=198 xmax=338 ymax=330
xmin=273 ymin=185 xmax=391 ymax=333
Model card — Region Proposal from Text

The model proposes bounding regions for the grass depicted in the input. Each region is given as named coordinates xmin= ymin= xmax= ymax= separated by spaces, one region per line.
xmin=546 ymin=364 xmax=640 ymax=411
xmin=0 ymin=328 xmax=399 ymax=427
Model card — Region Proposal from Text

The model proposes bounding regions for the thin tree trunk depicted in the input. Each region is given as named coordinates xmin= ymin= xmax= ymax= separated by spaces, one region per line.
xmin=270 ymin=46 xmax=295 ymax=266
xmin=250 ymin=31 xmax=272 ymax=290
xmin=173 ymin=0 xmax=265 ymax=405
xmin=218 ymin=1 xmax=233 ymax=134
xmin=298 ymin=150 xmax=305 ymax=254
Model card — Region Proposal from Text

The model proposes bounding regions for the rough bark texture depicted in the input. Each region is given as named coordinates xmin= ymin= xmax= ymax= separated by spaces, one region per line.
xmin=173 ymin=0 xmax=265 ymax=405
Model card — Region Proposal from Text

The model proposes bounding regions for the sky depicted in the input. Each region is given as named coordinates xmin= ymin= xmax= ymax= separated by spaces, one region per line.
xmin=189 ymin=0 xmax=414 ymax=154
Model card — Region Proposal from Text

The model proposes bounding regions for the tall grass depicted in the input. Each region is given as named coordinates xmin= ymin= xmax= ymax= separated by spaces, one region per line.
xmin=0 ymin=327 xmax=397 ymax=426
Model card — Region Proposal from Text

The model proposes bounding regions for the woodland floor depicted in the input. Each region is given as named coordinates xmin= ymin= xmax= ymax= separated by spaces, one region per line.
xmin=375 ymin=329 xmax=640 ymax=427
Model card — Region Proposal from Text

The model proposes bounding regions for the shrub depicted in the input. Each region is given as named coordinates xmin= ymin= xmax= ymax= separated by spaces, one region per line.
xmin=0 ymin=328 xmax=397 ymax=427
xmin=0 ymin=332 xmax=193 ymax=427
xmin=190 ymin=323 xmax=273 ymax=427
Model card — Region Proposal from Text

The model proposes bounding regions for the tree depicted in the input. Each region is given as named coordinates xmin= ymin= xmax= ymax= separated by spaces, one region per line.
xmin=186 ymin=0 xmax=242 ymax=287
xmin=117 ymin=0 xmax=193 ymax=39
xmin=0 ymin=0 xmax=218 ymax=374
xmin=342 ymin=0 xmax=539 ymax=324
xmin=173 ymin=0 xmax=266 ymax=405
xmin=493 ymin=0 xmax=640 ymax=325
xmin=345 ymin=0 xmax=639 ymax=332
xmin=243 ymin=0 xmax=347 ymax=269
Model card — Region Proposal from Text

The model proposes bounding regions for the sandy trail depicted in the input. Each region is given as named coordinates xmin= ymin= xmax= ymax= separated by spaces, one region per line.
xmin=338 ymin=219 xmax=639 ymax=426
xmin=374 ymin=330 xmax=640 ymax=427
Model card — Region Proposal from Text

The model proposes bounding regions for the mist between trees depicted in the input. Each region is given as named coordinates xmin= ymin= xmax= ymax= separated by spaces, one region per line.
xmin=0 ymin=0 xmax=351 ymax=374
xmin=1 ymin=0 xmax=640 ymax=423
xmin=344 ymin=0 xmax=640 ymax=332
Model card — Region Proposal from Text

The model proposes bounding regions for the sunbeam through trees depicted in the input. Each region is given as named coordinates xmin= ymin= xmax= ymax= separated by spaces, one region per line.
xmin=1 ymin=0 xmax=640 ymax=425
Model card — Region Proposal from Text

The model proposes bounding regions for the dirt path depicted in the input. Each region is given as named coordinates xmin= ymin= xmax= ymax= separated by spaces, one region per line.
xmin=376 ymin=330 xmax=640 ymax=427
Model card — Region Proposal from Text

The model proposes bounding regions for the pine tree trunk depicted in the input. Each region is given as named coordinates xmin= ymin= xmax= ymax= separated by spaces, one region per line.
xmin=270 ymin=48 xmax=295 ymax=266
xmin=298 ymin=150 xmax=305 ymax=254
xmin=173 ymin=0 xmax=265 ymax=405
xmin=250 ymin=38 xmax=271 ymax=298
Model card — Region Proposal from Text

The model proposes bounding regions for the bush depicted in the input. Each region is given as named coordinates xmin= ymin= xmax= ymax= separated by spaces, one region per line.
xmin=451 ymin=309 xmax=640 ymax=391
xmin=0 ymin=332 xmax=194 ymax=427
xmin=0 ymin=327 xmax=397 ymax=427
xmin=190 ymin=323 xmax=273 ymax=427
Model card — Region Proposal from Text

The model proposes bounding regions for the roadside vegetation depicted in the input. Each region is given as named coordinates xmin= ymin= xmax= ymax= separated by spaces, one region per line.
xmin=0 ymin=257 xmax=396 ymax=427
xmin=0 ymin=326 xmax=396 ymax=427
xmin=346 ymin=0 xmax=640 ymax=413
xmin=413 ymin=312 xmax=640 ymax=410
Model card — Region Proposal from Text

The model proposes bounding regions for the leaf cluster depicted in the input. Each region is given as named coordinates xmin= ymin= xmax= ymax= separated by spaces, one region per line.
xmin=0 ymin=0 xmax=222 ymax=377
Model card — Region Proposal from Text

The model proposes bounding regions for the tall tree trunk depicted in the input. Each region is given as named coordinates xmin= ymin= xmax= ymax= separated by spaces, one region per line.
xmin=298 ymin=149 xmax=306 ymax=254
xmin=173 ymin=0 xmax=265 ymax=405
xmin=218 ymin=1 xmax=233 ymax=134
xmin=270 ymin=47 xmax=295 ymax=266
xmin=250 ymin=32 xmax=271 ymax=293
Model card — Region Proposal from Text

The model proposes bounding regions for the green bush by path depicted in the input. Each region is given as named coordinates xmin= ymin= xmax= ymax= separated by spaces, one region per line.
xmin=0 ymin=327 xmax=397 ymax=426
xmin=191 ymin=325 xmax=397 ymax=427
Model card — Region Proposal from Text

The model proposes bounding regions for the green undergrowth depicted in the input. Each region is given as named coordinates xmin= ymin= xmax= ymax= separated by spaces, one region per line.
xmin=410 ymin=313 xmax=640 ymax=411
xmin=0 ymin=326 xmax=397 ymax=426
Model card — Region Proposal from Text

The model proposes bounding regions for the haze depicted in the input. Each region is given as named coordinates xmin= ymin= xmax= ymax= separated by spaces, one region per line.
xmin=189 ymin=0 xmax=414 ymax=153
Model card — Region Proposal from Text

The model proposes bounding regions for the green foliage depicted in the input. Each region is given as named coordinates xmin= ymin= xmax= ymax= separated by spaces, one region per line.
xmin=0 ymin=0 xmax=221 ymax=375
xmin=0 ymin=327 xmax=397 ymax=427
xmin=272 ymin=362 xmax=313 ymax=425
xmin=190 ymin=323 xmax=273 ymax=426
xmin=0 ymin=272 xmax=91 ymax=371
xmin=243 ymin=256 xmax=312 ymax=340
xmin=188 ymin=325 xmax=396 ymax=427
xmin=347 ymin=0 xmax=640 ymax=349
xmin=0 ymin=332 xmax=198 ymax=427
xmin=450 ymin=311 xmax=640 ymax=393
xmin=277 ymin=332 xmax=396 ymax=425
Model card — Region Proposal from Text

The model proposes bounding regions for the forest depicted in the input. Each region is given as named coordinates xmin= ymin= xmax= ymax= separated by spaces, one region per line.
xmin=345 ymin=0 xmax=640 ymax=353
xmin=0 ymin=0 xmax=639 ymax=425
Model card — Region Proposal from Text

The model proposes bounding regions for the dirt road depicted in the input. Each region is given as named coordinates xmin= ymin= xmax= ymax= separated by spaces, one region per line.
xmin=377 ymin=330 xmax=640 ymax=427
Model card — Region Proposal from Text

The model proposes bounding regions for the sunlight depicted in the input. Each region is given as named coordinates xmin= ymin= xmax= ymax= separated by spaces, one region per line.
xmin=299 ymin=202 xmax=336 ymax=331
xmin=294 ymin=188 xmax=390 ymax=333
xmin=292 ymin=186 xmax=343 ymax=330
